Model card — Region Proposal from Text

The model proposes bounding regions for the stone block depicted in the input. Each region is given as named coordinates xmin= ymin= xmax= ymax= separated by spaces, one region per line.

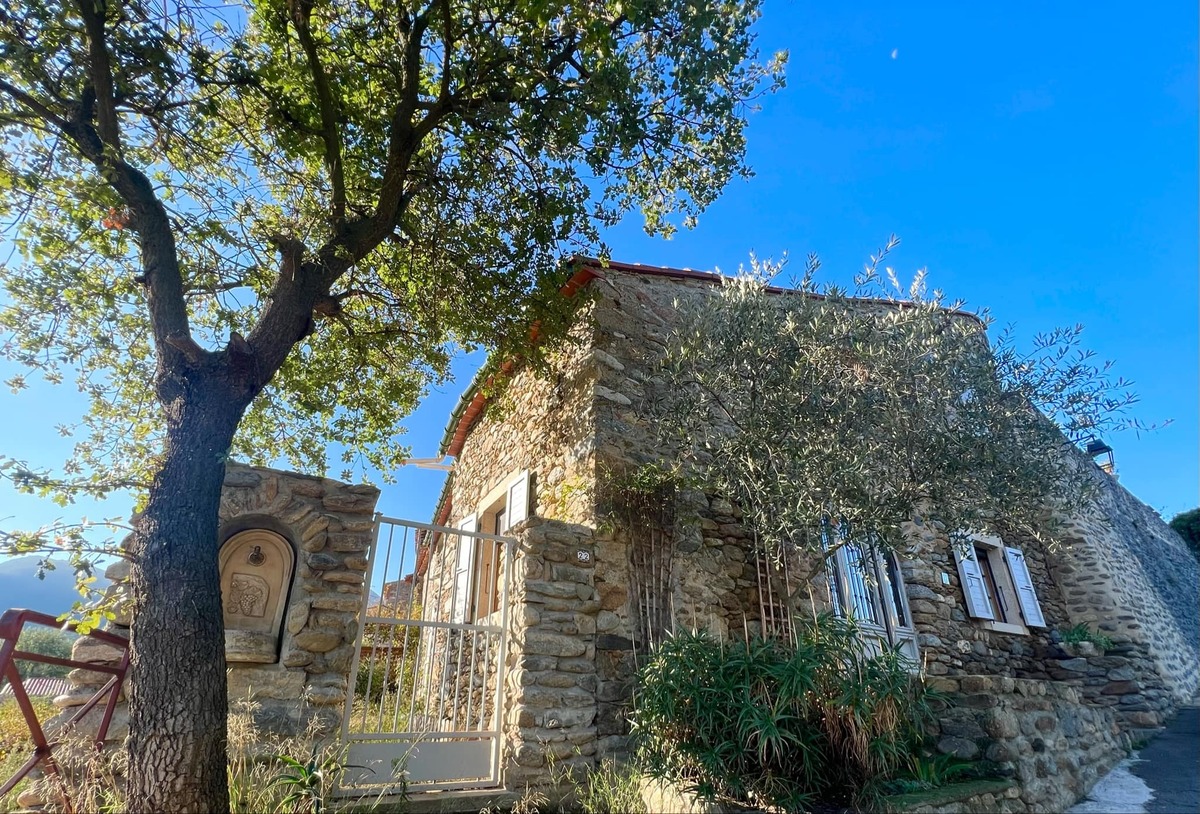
xmin=322 ymin=491 xmax=377 ymax=512
xmin=984 ymin=709 xmax=1021 ymax=739
xmin=937 ymin=735 xmax=979 ymax=759
xmin=542 ymin=708 xmax=595 ymax=729
xmin=228 ymin=666 xmax=306 ymax=701
xmin=292 ymin=628 xmax=342 ymax=653
xmin=282 ymin=649 xmax=314 ymax=668
xmin=960 ymin=675 xmax=994 ymax=694
xmin=958 ymin=693 xmax=999 ymax=709
xmin=71 ymin=637 xmax=125 ymax=665
xmin=304 ymin=684 xmax=345 ymax=706
xmin=306 ymin=553 xmax=342 ymax=571
xmin=1033 ymin=714 xmax=1057 ymax=733
xmin=525 ymin=632 xmax=586 ymax=658
xmin=525 ymin=580 xmax=581 ymax=599
xmin=311 ymin=595 xmax=362 ymax=612
xmin=596 ymin=611 xmax=621 ymax=633
xmin=1100 ymin=680 xmax=1139 ymax=695
xmin=596 ymin=634 xmax=634 ymax=651
xmin=328 ymin=535 xmax=370 ymax=553
xmin=286 ymin=600 xmax=311 ymax=636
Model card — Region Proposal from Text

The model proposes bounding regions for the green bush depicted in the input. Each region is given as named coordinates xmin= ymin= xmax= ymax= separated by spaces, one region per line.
xmin=629 ymin=614 xmax=937 ymax=810
xmin=1169 ymin=508 xmax=1200 ymax=560
xmin=14 ymin=628 xmax=76 ymax=678
xmin=354 ymin=658 xmax=394 ymax=704
xmin=1060 ymin=623 xmax=1113 ymax=650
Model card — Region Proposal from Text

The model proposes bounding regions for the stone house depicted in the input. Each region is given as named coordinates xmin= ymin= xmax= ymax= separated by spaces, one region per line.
xmin=14 ymin=259 xmax=1196 ymax=813
xmin=421 ymin=258 xmax=1199 ymax=810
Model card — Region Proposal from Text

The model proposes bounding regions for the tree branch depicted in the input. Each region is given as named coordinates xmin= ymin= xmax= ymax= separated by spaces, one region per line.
xmin=75 ymin=0 xmax=122 ymax=154
xmin=0 ymin=79 xmax=69 ymax=130
xmin=287 ymin=0 xmax=346 ymax=222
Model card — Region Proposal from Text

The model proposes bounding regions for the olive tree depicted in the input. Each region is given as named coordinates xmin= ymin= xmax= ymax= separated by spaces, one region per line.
xmin=650 ymin=244 xmax=1144 ymax=564
xmin=0 ymin=0 xmax=785 ymax=808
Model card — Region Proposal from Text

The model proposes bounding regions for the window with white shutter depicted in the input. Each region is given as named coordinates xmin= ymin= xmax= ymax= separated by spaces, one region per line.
xmin=450 ymin=513 xmax=477 ymax=624
xmin=1002 ymin=546 xmax=1047 ymax=628
xmin=953 ymin=544 xmax=996 ymax=621
xmin=506 ymin=470 xmax=530 ymax=530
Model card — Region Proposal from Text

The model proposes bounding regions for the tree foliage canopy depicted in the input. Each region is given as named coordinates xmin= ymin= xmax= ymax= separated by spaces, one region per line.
xmin=0 ymin=0 xmax=786 ymax=493
xmin=0 ymin=1 xmax=785 ymax=806
xmin=1169 ymin=508 xmax=1200 ymax=559
xmin=650 ymin=243 xmax=1144 ymax=559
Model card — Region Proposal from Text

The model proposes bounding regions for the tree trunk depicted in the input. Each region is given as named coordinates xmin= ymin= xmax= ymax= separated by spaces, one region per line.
xmin=123 ymin=382 xmax=245 ymax=813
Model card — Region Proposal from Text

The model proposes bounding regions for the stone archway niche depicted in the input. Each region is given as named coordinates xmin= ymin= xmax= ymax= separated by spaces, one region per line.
xmin=219 ymin=528 xmax=295 ymax=663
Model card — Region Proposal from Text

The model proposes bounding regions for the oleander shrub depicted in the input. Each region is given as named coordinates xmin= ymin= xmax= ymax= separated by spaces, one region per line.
xmin=630 ymin=614 xmax=936 ymax=810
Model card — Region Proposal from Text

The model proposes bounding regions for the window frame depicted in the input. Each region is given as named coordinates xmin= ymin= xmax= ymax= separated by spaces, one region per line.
xmin=953 ymin=533 xmax=1045 ymax=635
xmin=459 ymin=469 xmax=530 ymax=624
xmin=823 ymin=524 xmax=919 ymax=665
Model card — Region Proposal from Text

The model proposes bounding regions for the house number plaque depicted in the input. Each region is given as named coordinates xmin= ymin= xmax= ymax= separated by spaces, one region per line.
xmin=576 ymin=549 xmax=592 ymax=563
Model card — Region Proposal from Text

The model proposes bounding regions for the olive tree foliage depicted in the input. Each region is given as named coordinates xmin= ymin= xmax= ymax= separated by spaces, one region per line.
xmin=0 ymin=0 xmax=786 ymax=499
xmin=649 ymin=241 xmax=1146 ymax=564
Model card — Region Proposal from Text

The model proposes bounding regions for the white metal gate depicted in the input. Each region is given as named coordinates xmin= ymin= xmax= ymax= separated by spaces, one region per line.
xmin=338 ymin=516 xmax=512 ymax=795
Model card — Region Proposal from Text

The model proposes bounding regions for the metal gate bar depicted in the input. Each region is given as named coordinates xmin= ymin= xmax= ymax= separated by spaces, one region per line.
xmin=338 ymin=516 xmax=512 ymax=796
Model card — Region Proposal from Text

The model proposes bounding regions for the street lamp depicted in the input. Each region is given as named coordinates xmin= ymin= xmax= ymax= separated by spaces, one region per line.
xmin=1084 ymin=437 xmax=1115 ymax=475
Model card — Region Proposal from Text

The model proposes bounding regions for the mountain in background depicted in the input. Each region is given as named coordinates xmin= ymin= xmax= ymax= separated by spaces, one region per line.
xmin=0 ymin=556 xmax=110 ymax=617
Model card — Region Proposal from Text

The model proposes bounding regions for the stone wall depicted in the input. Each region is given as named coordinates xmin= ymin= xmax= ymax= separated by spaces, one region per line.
xmin=42 ymin=463 xmax=379 ymax=759
xmin=217 ymin=464 xmax=379 ymax=734
xmin=898 ymin=523 xmax=1070 ymax=680
xmin=502 ymin=518 xmax=603 ymax=789
xmin=929 ymin=675 xmax=1128 ymax=813
xmin=1049 ymin=469 xmax=1200 ymax=706
xmin=1042 ymin=642 xmax=1176 ymax=732
xmin=448 ymin=313 xmax=599 ymax=529
xmin=441 ymin=265 xmax=1198 ymax=802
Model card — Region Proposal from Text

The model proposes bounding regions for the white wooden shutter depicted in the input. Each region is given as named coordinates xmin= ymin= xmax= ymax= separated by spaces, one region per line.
xmin=1003 ymin=547 xmax=1047 ymax=628
xmin=451 ymin=513 xmax=478 ymax=623
xmin=505 ymin=470 xmax=530 ymax=530
xmin=953 ymin=545 xmax=995 ymax=620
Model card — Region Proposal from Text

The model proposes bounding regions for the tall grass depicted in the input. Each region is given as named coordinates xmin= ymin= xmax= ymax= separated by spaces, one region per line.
xmin=1 ymin=696 xmax=60 ymax=813
xmin=630 ymin=614 xmax=937 ymax=810
xmin=1 ymin=695 xmax=361 ymax=814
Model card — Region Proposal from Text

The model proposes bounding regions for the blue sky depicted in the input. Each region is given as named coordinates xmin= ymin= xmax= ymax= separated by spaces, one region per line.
xmin=1 ymin=2 xmax=1196 ymax=555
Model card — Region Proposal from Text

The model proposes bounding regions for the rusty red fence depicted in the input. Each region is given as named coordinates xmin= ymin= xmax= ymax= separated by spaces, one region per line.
xmin=0 ymin=608 xmax=129 ymax=809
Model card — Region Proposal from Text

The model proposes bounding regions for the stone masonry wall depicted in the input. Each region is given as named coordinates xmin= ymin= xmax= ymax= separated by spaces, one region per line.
xmin=584 ymin=269 xmax=1197 ymax=726
xmin=449 ymin=312 xmax=599 ymax=530
xmin=502 ymin=518 xmax=603 ymax=790
xmin=42 ymin=463 xmax=378 ymax=758
xmin=899 ymin=522 xmax=1070 ymax=681
xmin=443 ymin=265 xmax=1196 ymax=799
xmin=1041 ymin=641 xmax=1176 ymax=732
xmin=217 ymin=463 xmax=379 ymax=735
xmin=1049 ymin=468 xmax=1200 ymax=706
xmin=928 ymin=675 xmax=1128 ymax=813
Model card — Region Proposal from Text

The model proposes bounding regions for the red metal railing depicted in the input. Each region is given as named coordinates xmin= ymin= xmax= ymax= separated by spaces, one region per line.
xmin=0 ymin=608 xmax=130 ymax=810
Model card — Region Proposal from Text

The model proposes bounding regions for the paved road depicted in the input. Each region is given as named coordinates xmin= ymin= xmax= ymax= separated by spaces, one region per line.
xmin=1070 ymin=705 xmax=1200 ymax=814
xmin=1133 ymin=705 xmax=1200 ymax=814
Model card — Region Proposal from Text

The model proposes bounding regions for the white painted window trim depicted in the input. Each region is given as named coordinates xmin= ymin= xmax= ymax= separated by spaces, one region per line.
xmin=953 ymin=542 xmax=996 ymax=621
xmin=956 ymin=533 xmax=1046 ymax=634
xmin=465 ymin=470 xmax=532 ymax=623
xmin=826 ymin=537 xmax=920 ymax=665
xmin=450 ymin=513 xmax=478 ymax=624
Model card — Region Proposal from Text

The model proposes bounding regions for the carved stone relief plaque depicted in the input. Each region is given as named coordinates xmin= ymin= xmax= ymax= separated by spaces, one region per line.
xmin=219 ymin=529 xmax=295 ymax=663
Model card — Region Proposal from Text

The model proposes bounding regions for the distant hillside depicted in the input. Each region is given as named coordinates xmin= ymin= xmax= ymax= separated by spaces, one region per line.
xmin=0 ymin=556 xmax=111 ymax=617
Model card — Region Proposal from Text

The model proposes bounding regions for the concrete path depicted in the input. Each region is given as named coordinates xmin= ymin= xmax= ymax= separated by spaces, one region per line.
xmin=1069 ymin=705 xmax=1200 ymax=814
